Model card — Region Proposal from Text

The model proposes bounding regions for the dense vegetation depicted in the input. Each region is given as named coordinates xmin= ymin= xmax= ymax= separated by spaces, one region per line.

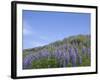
xmin=23 ymin=34 xmax=91 ymax=69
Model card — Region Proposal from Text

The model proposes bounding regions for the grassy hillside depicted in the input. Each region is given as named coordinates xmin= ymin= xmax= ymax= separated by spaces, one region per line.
xmin=23 ymin=34 xmax=91 ymax=69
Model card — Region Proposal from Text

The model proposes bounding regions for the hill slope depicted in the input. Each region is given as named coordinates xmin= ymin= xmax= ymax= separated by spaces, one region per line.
xmin=23 ymin=34 xmax=91 ymax=69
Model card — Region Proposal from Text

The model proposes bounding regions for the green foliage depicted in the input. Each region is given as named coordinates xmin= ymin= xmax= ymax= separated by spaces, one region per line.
xmin=80 ymin=55 xmax=91 ymax=66
xmin=67 ymin=63 xmax=73 ymax=67
xmin=31 ymin=58 xmax=59 ymax=69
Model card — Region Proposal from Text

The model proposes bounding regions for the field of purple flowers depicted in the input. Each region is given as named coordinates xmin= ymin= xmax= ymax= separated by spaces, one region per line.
xmin=23 ymin=35 xmax=91 ymax=69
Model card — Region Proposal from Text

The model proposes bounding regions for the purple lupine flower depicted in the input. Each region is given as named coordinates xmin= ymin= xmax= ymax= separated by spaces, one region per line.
xmin=78 ymin=55 xmax=82 ymax=64
xmin=68 ymin=47 xmax=77 ymax=67
xmin=61 ymin=49 xmax=70 ymax=67
xmin=82 ymin=46 xmax=86 ymax=55
xmin=53 ymin=49 xmax=63 ymax=67
xmin=74 ymin=47 xmax=82 ymax=65
xmin=87 ymin=48 xmax=91 ymax=58
xmin=23 ymin=53 xmax=35 ymax=69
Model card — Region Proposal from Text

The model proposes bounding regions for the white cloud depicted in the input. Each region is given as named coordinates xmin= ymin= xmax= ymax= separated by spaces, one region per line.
xmin=23 ymin=21 xmax=49 ymax=41
xmin=23 ymin=20 xmax=38 ymax=36
xmin=23 ymin=28 xmax=32 ymax=35
xmin=39 ymin=36 xmax=49 ymax=41
xmin=32 ymin=41 xmax=47 ymax=47
xmin=23 ymin=20 xmax=50 ymax=48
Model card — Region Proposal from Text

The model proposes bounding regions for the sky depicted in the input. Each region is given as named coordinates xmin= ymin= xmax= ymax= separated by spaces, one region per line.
xmin=22 ymin=10 xmax=90 ymax=49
